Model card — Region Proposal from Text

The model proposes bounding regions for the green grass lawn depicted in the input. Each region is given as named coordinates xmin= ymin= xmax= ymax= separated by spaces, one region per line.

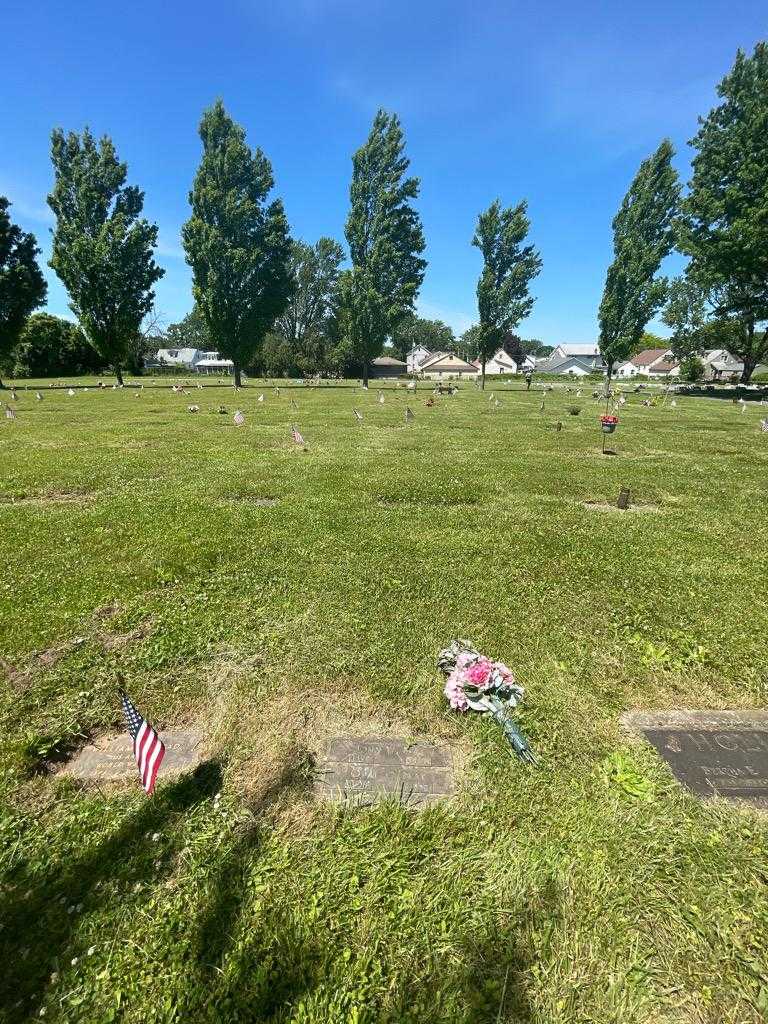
xmin=1 ymin=380 xmax=767 ymax=1024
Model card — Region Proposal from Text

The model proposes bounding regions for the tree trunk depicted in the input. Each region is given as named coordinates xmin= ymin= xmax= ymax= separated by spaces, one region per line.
xmin=362 ymin=365 xmax=369 ymax=388
xmin=740 ymin=319 xmax=756 ymax=384
xmin=481 ymin=356 xmax=486 ymax=391
xmin=234 ymin=363 xmax=243 ymax=388
xmin=115 ymin=364 xmax=124 ymax=386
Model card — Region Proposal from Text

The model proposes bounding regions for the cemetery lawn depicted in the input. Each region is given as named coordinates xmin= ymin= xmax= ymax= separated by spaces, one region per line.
xmin=2 ymin=380 xmax=768 ymax=1024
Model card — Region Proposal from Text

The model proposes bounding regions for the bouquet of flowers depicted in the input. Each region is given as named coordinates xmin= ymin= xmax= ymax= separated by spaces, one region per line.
xmin=437 ymin=640 xmax=538 ymax=764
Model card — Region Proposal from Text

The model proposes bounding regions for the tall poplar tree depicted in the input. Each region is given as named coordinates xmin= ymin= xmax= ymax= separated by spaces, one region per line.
xmin=472 ymin=199 xmax=541 ymax=389
xmin=678 ymin=43 xmax=768 ymax=382
xmin=342 ymin=110 xmax=426 ymax=386
xmin=183 ymin=101 xmax=292 ymax=387
xmin=48 ymin=129 xmax=163 ymax=385
xmin=0 ymin=196 xmax=47 ymax=387
xmin=597 ymin=140 xmax=680 ymax=382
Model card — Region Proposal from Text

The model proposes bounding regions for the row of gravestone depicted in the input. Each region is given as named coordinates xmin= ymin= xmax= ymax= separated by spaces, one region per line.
xmin=64 ymin=710 xmax=768 ymax=809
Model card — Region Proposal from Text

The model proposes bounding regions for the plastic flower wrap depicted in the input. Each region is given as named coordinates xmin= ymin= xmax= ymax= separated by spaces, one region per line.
xmin=437 ymin=640 xmax=537 ymax=764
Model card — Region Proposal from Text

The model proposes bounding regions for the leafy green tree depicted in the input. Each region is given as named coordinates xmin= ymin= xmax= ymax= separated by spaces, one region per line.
xmin=679 ymin=354 xmax=705 ymax=382
xmin=678 ymin=43 xmax=768 ymax=382
xmin=597 ymin=140 xmax=680 ymax=382
xmin=472 ymin=199 xmax=541 ymax=389
xmin=275 ymin=239 xmax=343 ymax=344
xmin=11 ymin=313 xmax=104 ymax=377
xmin=48 ymin=128 xmax=164 ymax=386
xmin=163 ymin=306 xmax=211 ymax=353
xmin=662 ymin=277 xmax=707 ymax=359
xmin=0 ymin=197 xmax=47 ymax=387
xmin=341 ymin=110 xmax=426 ymax=386
xmin=183 ymin=100 xmax=292 ymax=388
xmin=457 ymin=324 xmax=482 ymax=362
xmin=389 ymin=314 xmax=454 ymax=361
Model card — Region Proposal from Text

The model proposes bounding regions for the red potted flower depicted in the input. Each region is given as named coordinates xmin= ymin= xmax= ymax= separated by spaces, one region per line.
xmin=600 ymin=414 xmax=619 ymax=434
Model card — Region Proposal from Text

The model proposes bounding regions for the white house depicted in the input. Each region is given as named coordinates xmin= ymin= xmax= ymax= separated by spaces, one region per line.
xmin=417 ymin=352 xmax=478 ymax=379
xmin=155 ymin=347 xmax=203 ymax=369
xmin=406 ymin=345 xmax=433 ymax=373
xmin=194 ymin=352 xmax=235 ymax=374
xmin=477 ymin=348 xmax=520 ymax=375
xmin=616 ymin=349 xmax=679 ymax=378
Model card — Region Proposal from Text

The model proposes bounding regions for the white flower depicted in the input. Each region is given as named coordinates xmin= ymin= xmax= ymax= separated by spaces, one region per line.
xmin=50 ymin=973 xmax=59 ymax=984
xmin=87 ymin=946 xmax=96 ymax=956
xmin=39 ymin=1009 xmax=46 ymax=1017
xmin=71 ymin=957 xmax=78 ymax=966
xmin=151 ymin=832 xmax=160 ymax=842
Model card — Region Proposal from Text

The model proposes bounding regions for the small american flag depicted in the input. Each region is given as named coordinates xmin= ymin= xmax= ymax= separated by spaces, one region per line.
xmin=291 ymin=424 xmax=305 ymax=445
xmin=5 ymin=406 xmax=16 ymax=420
xmin=405 ymin=406 xmax=415 ymax=423
xmin=120 ymin=690 xmax=165 ymax=795
xmin=353 ymin=408 xmax=363 ymax=422
xmin=761 ymin=419 xmax=768 ymax=433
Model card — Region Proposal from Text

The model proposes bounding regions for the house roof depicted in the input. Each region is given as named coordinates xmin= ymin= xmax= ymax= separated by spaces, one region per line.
xmin=629 ymin=348 xmax=670 ymax=367
xmin=491 ymin=349 xmax=518 ymax=368
xmin=156 ymin=347 xmax=200 ymax=363
xmin=554 ymin=344 xmax=600 ymax=357
xmin=537 ymin=355 xmax=595 ymax=374
xmin=371 ymin=355 xmax=407 ymax=367
xmin=648 ymin=359 xmax=679 ymax=374
xmin=419 ymin=353 xmax=477 ymax=373
xmin=711 ymin=359 xmax=744 ymax=371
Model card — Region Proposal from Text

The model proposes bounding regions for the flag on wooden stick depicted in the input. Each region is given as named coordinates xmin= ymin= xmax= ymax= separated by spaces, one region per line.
xmin=119 ymin=690 xmax=165 ymax=795
xmin=291 ymin=424 xmax=305 ymax=446
xmin=353 ymin=409 xmax=363 ymax=422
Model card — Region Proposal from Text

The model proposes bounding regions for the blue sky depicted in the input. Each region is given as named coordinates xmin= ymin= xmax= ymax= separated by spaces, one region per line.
xmin=2 ymin=1 xmax=765 ymax=344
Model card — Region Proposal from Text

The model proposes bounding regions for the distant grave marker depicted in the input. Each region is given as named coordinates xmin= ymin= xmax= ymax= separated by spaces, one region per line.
xmin=316 ymin=736 xmax=453 ymax=806
xmin=64 ymin=729 xmax=203 ymax=784
xmin=623 ymin=711 xmax=768 ymax=807
xmin=617 ymin=487 xmax=630 ymax=509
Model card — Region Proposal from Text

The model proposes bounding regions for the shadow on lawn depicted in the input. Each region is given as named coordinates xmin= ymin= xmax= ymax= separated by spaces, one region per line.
xmin=0 ymin=761 xmax=223 ymax=1017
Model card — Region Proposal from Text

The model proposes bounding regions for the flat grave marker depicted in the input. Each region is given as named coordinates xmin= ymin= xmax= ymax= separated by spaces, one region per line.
xmin=63 ymin=729 xmax=204 ymax=784
xmin=316 ymin=736 xmax=454 ymax=807
xmin=623 ymin=710 xmax=768 ymax=808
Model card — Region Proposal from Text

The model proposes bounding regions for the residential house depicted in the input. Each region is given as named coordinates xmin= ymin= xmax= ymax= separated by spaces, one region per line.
xmin=535 ymin=354 xmax=596 ymax=376
xmin=548 ymin=344 xmax=605 ymax=371
xmin=473 ymin=348 xmax=520 ymax=375
xmin=194 ymin=352 xmax=235 ymax=374
xmin=406 ymin=345 xmax=433 ymax=373
xmin=616 ymin=349 xmax=678 ymax=378
xmin=155 ymin=347 xmax=203 ymax=369
xmin=369 ymin=355 xmax=407 ymax=378
xmin=701 ymin=349 xmax=744 ymax=381
xmin=417 ymin=352 xmax=478 ymax=378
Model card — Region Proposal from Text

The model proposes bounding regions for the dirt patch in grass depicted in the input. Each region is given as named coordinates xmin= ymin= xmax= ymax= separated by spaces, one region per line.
xmin=582 ymin=500 xmax=662 ymax=513
xmin=1 ymin=638 xmax=86 ymax=691
xmin=98 ymin=615 xmax=154 ymax=651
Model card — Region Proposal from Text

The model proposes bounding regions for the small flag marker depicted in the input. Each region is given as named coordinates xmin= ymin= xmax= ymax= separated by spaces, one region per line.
xmin=119 ymin=689 xmax=165 ymax=795
xmin=405 ymin=406 xmax=415 ymax=424
xmin=234 ymin=410 xmax=245 ymax=426
xmin=353 ymin=409 xmax=363 ymax=422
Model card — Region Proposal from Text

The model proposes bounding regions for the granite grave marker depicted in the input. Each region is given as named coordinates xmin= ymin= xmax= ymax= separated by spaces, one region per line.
xmin=64 ymin=729 xmax=204 ymax=784
xmin=316 ymin=736 xmax=453 ymax=806
xmin=623 ymin=711 xmax=768 ymax=807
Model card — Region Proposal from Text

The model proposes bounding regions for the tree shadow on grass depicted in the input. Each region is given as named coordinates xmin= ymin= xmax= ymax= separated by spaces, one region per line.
xmin=177 ymin=746 xmax=322 ymax=1022
xmin=0 ymin=760 xmax=222 ymax=1017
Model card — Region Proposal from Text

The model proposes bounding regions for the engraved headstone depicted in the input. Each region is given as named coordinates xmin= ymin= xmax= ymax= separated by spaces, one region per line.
xmin=316 ymin=736 xmax=453 ymax=806
xmin=617 ymin=487 xmax=630 ymax=510
xmin=622 ymin=711 xmax=768 ymax=807
xmin=64 ymin=729 xmax=203 ymax=783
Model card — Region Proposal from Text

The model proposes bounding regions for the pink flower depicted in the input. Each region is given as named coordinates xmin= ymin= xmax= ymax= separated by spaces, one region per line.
xmin=493 ymin=661 xmax=515 ymax=684
xmin=444 ymin=673 xmax=469 ymax=711
xmin=455 ymin=651 xmax=474 ymax=671
xmin=465 ymin=658 xmax=493 ymax=688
